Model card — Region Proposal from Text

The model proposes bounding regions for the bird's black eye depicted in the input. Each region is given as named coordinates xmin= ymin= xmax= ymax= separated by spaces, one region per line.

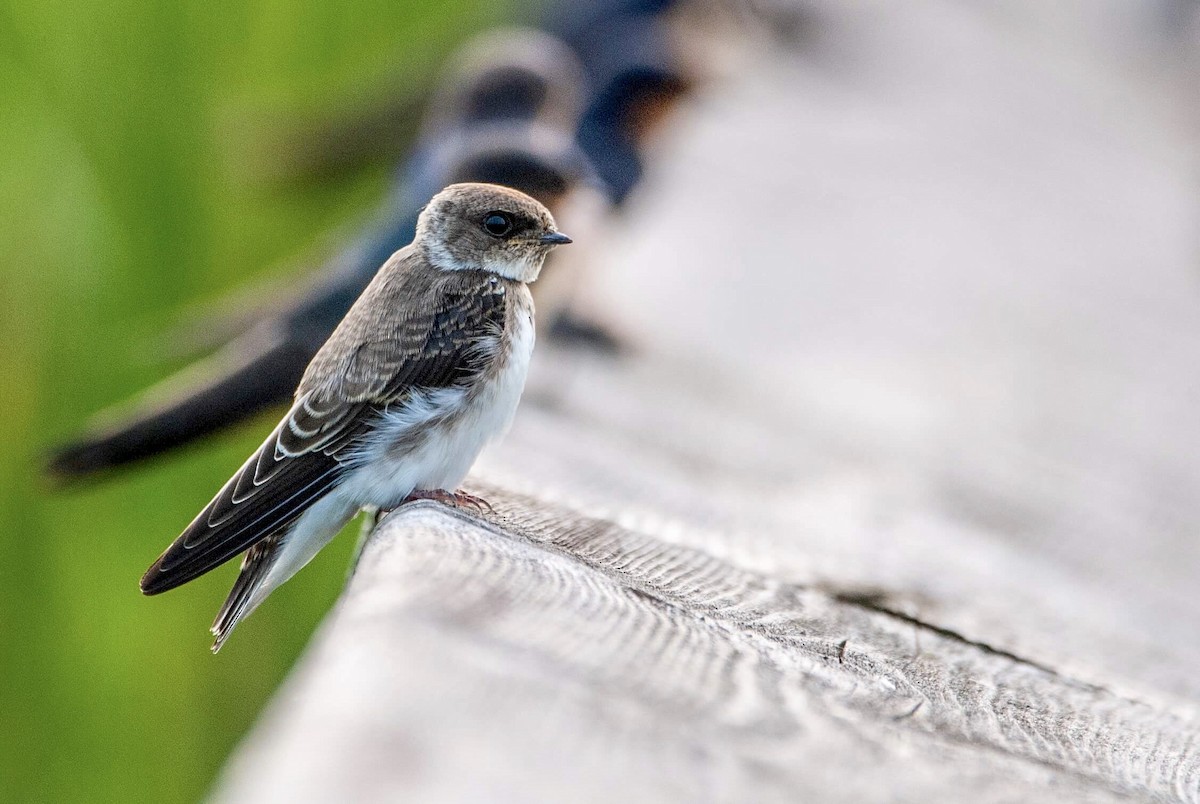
xmin=482 ymin=212 xmax=513 ymax=237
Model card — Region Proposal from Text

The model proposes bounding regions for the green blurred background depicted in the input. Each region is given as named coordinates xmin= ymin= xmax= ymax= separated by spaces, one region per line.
xmin=0 ymin=1 xmax=513 ymax=800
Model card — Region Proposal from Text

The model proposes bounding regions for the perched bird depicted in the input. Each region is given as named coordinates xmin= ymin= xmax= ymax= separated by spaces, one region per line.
xmin=46 ymin=29 xmax=587 ymax=481
xmin=140 ymin=183 xmax=571 ymax=650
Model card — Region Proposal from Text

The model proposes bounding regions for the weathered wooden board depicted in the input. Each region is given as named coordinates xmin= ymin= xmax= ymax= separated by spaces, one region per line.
xmin=215 ymin=3 xmax=1200 ymax=802
xmin=213 ymin=488 xmax=1198 ymax=803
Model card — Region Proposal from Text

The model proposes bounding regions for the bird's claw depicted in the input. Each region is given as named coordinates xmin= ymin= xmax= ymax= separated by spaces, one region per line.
xmin=401 ymin=488 xmax=493 ymax=514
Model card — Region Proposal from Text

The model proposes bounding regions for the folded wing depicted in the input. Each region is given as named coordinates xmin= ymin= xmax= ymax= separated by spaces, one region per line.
xmin=139 ymin=267 xmax=509 ymax=595
xmin=139 ymin=393 xmax=365 ymax=595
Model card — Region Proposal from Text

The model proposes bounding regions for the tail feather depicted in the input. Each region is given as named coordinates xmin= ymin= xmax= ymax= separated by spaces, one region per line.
xmin=208 ymin=495 xmax=359 ymax=652
xmin=211 ymin=534 xmax=283 ymax=652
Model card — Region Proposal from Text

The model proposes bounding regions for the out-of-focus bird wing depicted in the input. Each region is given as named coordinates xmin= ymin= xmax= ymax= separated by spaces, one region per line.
xmin=45 ymin=334 xmax=314 ymax=481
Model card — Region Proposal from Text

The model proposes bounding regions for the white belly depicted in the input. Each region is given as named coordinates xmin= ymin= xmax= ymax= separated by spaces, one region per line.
xmin=334 ymin=305 xmax=535 ymax=509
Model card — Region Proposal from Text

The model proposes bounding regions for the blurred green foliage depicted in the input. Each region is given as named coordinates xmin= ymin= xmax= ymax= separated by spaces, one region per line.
xmin=0 ymin=1 xmax=512 ymax=800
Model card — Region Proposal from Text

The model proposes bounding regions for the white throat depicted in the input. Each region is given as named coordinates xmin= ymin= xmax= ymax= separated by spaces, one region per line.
xmin=482 ymin=252 xmax=544 ymax=282
xmin=422 ymin=238 xmax=544 ymax=282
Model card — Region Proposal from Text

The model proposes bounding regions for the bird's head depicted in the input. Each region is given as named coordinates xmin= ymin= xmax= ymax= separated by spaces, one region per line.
xmin=428 ymin=27 xmax=585 ymax=132
xmin=416 ymin=183 xmax=571 ymax=282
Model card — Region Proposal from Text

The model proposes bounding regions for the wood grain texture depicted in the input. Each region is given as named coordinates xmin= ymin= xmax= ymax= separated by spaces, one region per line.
xmin=214 ymin=490 xmax=1198 ymax=803
xmin=215 ymin=3 xmax=1200 ymax=801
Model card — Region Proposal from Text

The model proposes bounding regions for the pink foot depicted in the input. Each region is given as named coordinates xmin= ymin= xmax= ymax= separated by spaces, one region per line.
xmin=400 ymin=488 xmax=493 ymax=514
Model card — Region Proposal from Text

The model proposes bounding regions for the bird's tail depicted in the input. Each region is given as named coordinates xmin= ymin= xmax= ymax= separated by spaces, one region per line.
xmin=211 ymin=535 xmax=282 ymax=652
xmin=210 ymin=495 xmax=358 ymax=652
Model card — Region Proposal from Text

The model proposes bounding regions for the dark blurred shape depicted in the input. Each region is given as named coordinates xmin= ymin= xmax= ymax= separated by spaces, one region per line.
xmin=531 ymin=0 xmax=691 ymax=353
xmin=421 ymin=27 xmax=585 ymax=133
xmin=549 ymin=0 xmax=690 ymax=205
xmin=45 ymin=338 xmax=315 ymax=480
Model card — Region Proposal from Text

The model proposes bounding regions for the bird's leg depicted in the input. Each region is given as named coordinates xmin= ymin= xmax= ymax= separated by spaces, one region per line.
xmin=401 ymin=488 xmax=493 ymax=513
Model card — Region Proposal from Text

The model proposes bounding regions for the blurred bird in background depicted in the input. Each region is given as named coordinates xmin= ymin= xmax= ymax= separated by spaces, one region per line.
xmin=542 ymin=0 xmax=694 ymax=345
xmin=547 ymin=0 xmax=690 ymax=208
xmin=46 ymin=0 xmax=696 ymax=481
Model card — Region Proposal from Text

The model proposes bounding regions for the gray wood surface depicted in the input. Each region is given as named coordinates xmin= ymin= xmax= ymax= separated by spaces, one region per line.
xmin=215 ymin=3 xmax=1200 ymax=802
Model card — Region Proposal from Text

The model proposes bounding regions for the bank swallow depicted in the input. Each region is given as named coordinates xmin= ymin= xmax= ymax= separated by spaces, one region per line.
xmin=46 ymin=30 xmax=587 ymax=480
xmin=139 ymin=183 xmax=570 ymax=650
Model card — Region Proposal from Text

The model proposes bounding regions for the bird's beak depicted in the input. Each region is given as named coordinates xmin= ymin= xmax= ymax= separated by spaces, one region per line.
xmin=539 ymin=231 xmax=572 ymax=246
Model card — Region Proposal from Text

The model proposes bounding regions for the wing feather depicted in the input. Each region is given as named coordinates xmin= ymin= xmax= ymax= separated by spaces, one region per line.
xmin=141 ymin=407 xmax=349 ymax=594
xmin=141 ymin=268 xmax=510 ymax=596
